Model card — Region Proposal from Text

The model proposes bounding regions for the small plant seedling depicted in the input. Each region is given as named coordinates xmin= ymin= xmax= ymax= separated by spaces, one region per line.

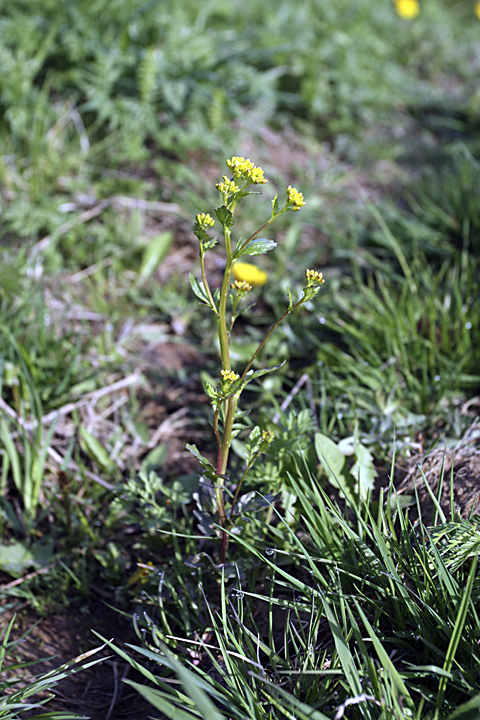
xmin=189 ymin=156 xmax=325 ymax=563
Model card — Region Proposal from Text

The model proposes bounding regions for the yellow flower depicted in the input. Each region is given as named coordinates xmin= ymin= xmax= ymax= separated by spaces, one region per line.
xmin=127 ymin=561 xmax=155 ymax=588
xmin=226 ymin=156 xmax=267 ymax=185
xmin=394 ymin=0 xmax=420 ymax=19
xmin=305 ymin=269 xmax=325 ymax=287
xmin=232 ymin=262 xmax=268 ymax=287
xmin=475 ymin=1 xmax=480 ymax=19
xmin=286 ymin=185 xmax=306 ymax=211
xmin=216 ymin=176 xmax=239 ymax=196
xmin=231 ymin=279 xmax=253 ymax=293
xmin=195 ymin=212 xmax=215 ymax=229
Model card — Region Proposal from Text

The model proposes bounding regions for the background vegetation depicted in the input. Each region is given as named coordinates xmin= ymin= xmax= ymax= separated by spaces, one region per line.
xmin=0 ymin=0 xmax=479 ymax=717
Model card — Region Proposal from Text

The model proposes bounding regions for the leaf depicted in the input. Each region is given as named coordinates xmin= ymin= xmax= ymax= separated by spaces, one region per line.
xmin=140 ymin=445 xmax=168 ymax=475
xmin=237 ymin=491 xmax=280 ymax=514
xmin=244 ymin=425 xmax=262 ymax=462
xmin=123 ymin=679 xmax=199 ymax=720
xmin=186 ymin=444 xmax=217 ymax=479
xmin=0 ymin=540 xmax=53 ymax=575
xmin=271 ymin=194 xmax=279 ymax=218
xmin=79 ymin=425 xmax=113 ymax=470
xmin=214 ymin=205 xmax=234 ymax=229
xmin=237 ymin=238 xmax=277 ymax=258
xmin=351 ymin=442 xmax=377 ymax=499
xmin=244 ymin=361 xmax=285 ymax=383
xmin=161 ymin=645 xmax=226 ymax=720
xmin=138 ymin=231 xmax=172 ymax=283
xmin=446 ymin=693 xmax=480 ymax=720
xmin=314 ymin=432 xmax=353 ymax=500
xmin=189 ymin=274 xmax=212 ymax=307
xmin=286 ymin=286 xmax=293 ymax=311
xmin=0 ymin=418 xmax=22 ymax=495
xmin=202 ymin=380 xmax=217 ymax=400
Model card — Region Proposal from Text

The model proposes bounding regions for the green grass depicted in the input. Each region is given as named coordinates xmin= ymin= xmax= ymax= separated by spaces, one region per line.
xmin=104 ymin=474 xmax=480 ymax=719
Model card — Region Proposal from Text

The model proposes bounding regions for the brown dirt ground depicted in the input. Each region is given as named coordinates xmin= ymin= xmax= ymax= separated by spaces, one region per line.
xmin=396 ymin=421 xmax=480 ymax=525
xmin=2 ymin=601 xmax=155 ymax=720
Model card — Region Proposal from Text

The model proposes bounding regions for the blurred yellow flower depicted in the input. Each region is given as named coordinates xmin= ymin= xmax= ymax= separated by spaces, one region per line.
xmin=475 ymin=1 xmax=480 ymax=19
xmin=395 ymin=0 xmax=420 ymax=19
xmin=127 ymin=561 xmax=155 ymax=588
xmin=232 ymin=262 xmax=268 ymax=287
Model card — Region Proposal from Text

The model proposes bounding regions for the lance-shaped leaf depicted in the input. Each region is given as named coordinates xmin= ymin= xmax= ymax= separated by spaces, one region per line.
xmin=186 ymin=444 xmax=218 ymax=483
xmin=271 ymin=193 xmax=279 ymax=218
xmin=189 ymin=273 xmax=213 ymax=308
xmin=237 ymin=237 xmax=277 ymax=258
xmin=243 ymin=361 xmax=285 ymax=385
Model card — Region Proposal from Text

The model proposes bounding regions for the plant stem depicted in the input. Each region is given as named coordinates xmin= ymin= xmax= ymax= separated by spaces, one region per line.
xmin=200 ymin=252 xmax=218 ymax=314
xmin=219 ymin=395 xmax=238 ymax=475
xmin=237 ymin=215 xmax=278 ymax=255
xmin=230 ymin=461 xmax=253 ymax=520
xmin=213 ymin=405 xmax=222 ymax=472
xmin=241 ymin=300 xmax=302 ymax=381
xmin=217 ymin=227 xmax=233 ymax=373
xmin=215 ymin=225 xmax=236 ymax=563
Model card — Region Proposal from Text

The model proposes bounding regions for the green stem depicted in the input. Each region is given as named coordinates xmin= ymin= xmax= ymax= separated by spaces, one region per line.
xmin=215 ymin=483 xmax=227 ymax=528
xmin=230 ymin=459 xmax=254 ymax=520
xmin=219 ymin=395 xmax=238 ymax=475
xmin=241 ymin=300 xmax=302 ymax=381
xmin=200 ymin=251 xmax=218 ymax=315
xmin=237 ymin=216 xmax=277 ymax=256
xmin=213 ymin=405 xmax=222 ymax=473
xmin=217 ymin=228 xmax=233 ymax=372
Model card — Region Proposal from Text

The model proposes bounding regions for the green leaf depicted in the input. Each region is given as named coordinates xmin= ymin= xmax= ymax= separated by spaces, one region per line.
xmin=214 ymin=205 xmax=234 ymax=229
xmin=140 ymin=445 xmax=168 ymax=475
xmin=202 ymin=380 xmax=217 ymax=400
xmin=323 ymin=599 xmax=363 ymax=697
xmin=314 ymin=432 xmax=353 ymax=500
xmin=163 ymin=647 xmax=226 ymax=720
xmin=237 ymin=238 xmax=277 ymax=258
xmin=436 ymin=553 xmax=479 ymax=713
xmin=314 ymin=433 xmax=346 ymax=483
xmin=138 ymin=231 xmax=172 ymax=283
xmin=0 ymin=540 xmax=53 ymax=575
xmin=351 ymin=442 xmax=377 ymax=499
xmin=244 ymin=361 xmax=285 ymax=383
xmin=0 ymin=418 xmax=22 ymax=496
xmin=354 ymin=600 xmax=412 ymax=703
xmin=189 ymin=274 xmax=212 ymax=307
xmin=186 ymin=445 xmax=218 ymax=481
xmin=271 ymin=194 xmax=279 ymax=218
xmin=79 ymin=425 xmax=113 ymax=470
xmin=123 ymin=679 xmax=201 ymax=719
xmin=446 ymin=694 xmax=480 ymax=720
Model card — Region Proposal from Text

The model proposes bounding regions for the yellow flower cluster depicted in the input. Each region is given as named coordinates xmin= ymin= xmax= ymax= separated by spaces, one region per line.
xmin=305 ymin=269 xmax=325 ymax=287
xmin=286 ymin=185 xmax=306 ymax=211
xmin=233 ymin=262 xmax=268 ymax=287
xmin=394 ymin=0 xmax=420 ymax=19
xmin=226 ymin=156 xmax=267 ymax=185
xmin=216 ymin=176 xmax=239 ymax=196
xmin=220 ymin=369 xmax=240 ymax=389
xmin=231 ymin=279 xmax=253 ymax=293
xmin=475 ymin=1 xmax=480 ymax=19
xmin=261 ymin=429 xmax=274 ymax=444
xmin=195 ymin=212 xmax=215 ymax=229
